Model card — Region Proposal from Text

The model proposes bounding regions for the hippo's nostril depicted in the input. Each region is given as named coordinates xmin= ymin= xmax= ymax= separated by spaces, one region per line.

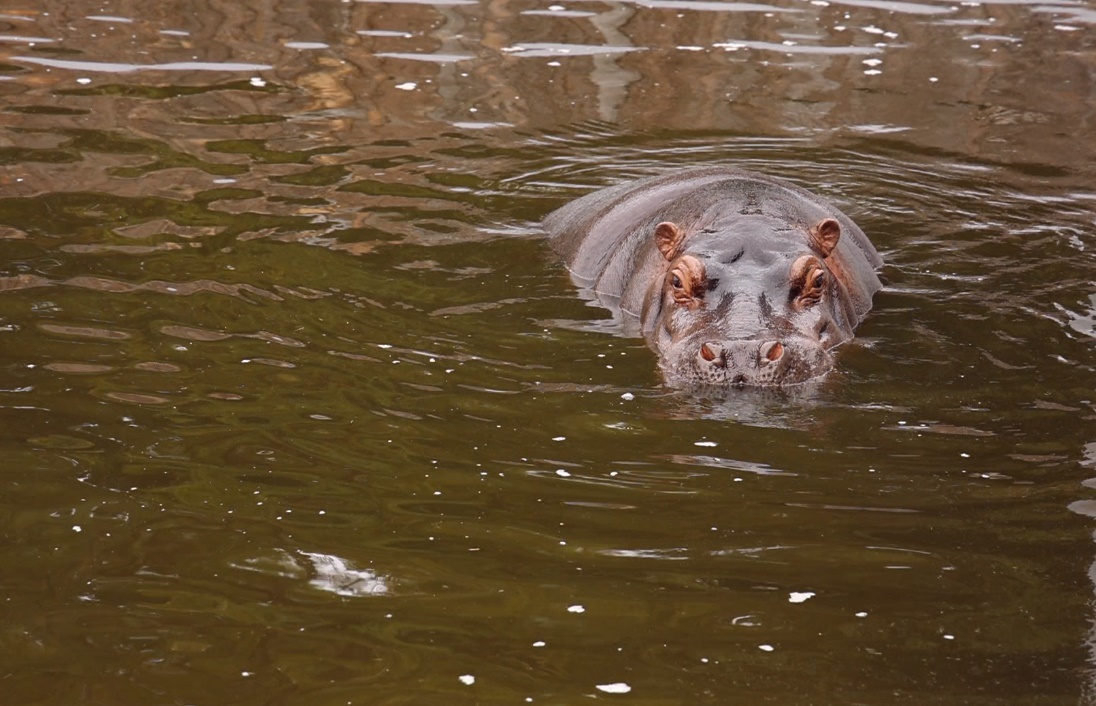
xmin=699 ymin=342 xmax=726 ymax=368
xmin=760 ymin=341 xmax=785 ymax=363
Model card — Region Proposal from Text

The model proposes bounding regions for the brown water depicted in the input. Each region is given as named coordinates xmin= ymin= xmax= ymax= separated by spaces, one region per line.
xmin=1 ymin=0 xmax=1095 ymax=704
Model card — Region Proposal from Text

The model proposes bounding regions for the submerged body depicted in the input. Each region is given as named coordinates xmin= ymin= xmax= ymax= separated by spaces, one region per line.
xmin=544 ymin=167 xmax=883 ymax=386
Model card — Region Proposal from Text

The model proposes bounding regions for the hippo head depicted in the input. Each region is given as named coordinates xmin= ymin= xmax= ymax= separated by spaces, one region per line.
xmin=640 ymin=216 xmax=859 ymax=387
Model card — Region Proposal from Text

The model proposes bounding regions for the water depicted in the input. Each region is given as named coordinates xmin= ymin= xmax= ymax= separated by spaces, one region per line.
xmin=1 ymin=0 xmax=1095 ymax=703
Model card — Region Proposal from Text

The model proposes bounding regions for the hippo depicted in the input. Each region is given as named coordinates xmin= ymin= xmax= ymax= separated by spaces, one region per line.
xmin=543 ymin=167 xmax=883 ymax=387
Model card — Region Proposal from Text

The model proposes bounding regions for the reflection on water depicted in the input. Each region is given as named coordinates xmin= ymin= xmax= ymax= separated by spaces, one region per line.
xmin=1 ymin=0 xmax=1096 ymax=703
xmin=1072 ymin=443 xmax=1096 ymax=705
xmin=302 ymin=552 xmax=390 ymax=596
xmin=13 ymin=56 xmax=275 ymax=72
xmin=236 ymin=550 xmax=391 ymax=597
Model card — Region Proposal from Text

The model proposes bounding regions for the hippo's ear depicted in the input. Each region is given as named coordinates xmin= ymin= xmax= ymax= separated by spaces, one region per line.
xmin=810 ymin=218 xmax=841 ymax=258
xmin=655 ymin=222 xmax=686 ymax=261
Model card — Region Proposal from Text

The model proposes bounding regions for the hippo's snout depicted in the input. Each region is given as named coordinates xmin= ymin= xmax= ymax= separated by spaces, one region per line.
xmin=697 ymin=339 xmax=788 ymax=385
xmin=687 ymin=337 xmax=830 ymax=387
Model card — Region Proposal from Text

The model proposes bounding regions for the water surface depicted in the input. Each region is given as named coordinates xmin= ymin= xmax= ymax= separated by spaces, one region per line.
xmin=1 ymin=0 xmax=1095 ymax=704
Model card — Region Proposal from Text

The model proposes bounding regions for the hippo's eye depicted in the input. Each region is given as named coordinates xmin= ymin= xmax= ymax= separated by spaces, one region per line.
xmin=667 ymin=256 xmax=705 ymax=308
xmin=668 ymin=269 xmax=694 ymax=305
xmin=789 ymin=256 xmax=826 ymax=310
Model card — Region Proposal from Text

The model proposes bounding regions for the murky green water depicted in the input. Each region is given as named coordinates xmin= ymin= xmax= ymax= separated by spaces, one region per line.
xmin=1 ymin=0 xmax=1095 ymax=703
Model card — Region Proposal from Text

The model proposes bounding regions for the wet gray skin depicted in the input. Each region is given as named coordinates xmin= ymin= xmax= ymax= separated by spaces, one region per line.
xmin=544 ymin=167 xmax=883 ymax=387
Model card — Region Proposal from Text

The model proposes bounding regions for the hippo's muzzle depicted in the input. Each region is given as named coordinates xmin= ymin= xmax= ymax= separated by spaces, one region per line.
xmin=679 ymin=336 xmax=833 ymax=387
